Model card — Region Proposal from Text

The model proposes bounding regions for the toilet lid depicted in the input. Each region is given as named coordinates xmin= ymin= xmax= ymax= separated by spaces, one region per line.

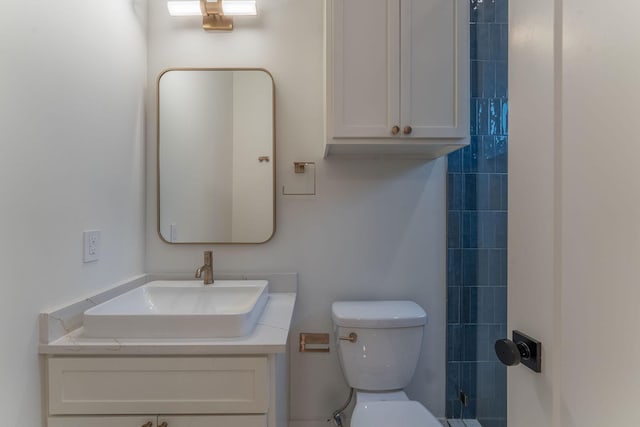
xmin=352 ymin=401 xmax=441 ymax=427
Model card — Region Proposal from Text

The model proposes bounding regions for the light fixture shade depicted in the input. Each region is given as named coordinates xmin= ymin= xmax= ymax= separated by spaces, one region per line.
xmin=222 ymin=0 xmax=257 ymax=16
xmin=167 ymin=0 xmax=201 ymax=16
xmin=167 ymin=0 xmax=256 ymax=16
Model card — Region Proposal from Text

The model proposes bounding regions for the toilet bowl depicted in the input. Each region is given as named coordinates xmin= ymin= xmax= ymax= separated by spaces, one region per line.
xmin=351 ymin=390 xmax=441 ymax=427
xmin=331 ymin=300 xmax=440 ymax=427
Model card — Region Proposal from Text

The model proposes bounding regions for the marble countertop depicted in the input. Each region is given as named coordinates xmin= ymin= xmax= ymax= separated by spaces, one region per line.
xmin=40 ymin=293 xmax=295 ymax=355
xmin=39 ymin=273 xmax=297 ymax=356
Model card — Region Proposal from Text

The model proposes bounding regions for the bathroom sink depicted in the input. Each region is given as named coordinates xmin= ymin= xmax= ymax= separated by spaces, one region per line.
xmin=82 ymin=280 xmax=269 ymax=339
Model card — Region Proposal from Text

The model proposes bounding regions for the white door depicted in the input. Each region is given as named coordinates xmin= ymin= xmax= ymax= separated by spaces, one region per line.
xmin=509 ymin=1 xmax=640 ymax=426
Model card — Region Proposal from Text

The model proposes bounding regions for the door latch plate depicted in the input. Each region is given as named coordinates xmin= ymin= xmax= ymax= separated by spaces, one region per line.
xmin=513 ymin=330 xmax=542 ymax=373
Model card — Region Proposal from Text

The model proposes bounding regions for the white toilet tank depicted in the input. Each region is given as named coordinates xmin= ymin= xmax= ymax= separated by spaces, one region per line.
xmin=331 ymin=300 xmax=427 ymax=391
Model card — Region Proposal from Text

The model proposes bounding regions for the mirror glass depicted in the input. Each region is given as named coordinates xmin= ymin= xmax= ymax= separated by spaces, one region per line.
xmin=158 ymin=69 xmax=275 ymax=244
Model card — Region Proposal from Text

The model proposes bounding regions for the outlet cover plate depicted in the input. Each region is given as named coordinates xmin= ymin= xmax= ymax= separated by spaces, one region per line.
xmin=83 ymin=230 xmax=100 ymax=263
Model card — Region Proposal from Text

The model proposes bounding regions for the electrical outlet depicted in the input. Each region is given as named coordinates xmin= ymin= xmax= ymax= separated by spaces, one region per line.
xmin=83 ymin=230 xmax=100 ymax=263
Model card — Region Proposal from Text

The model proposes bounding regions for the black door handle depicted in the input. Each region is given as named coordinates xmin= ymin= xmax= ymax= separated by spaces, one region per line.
xmin=495 ymin=330 xmax=542 ymax=373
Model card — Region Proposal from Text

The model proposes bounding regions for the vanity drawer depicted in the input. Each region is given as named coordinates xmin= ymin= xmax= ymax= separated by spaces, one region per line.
xmin=160 ymin=415 xmax=267 ymax=427
xmin=48 ymin=357 xmax=269 ymax=415
xmin=48 ymin=415 xmax=267 ymax=427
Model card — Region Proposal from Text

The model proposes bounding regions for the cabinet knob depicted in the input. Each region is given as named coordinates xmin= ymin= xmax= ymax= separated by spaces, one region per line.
xmin=158 ymin=422 xmax=168 ymax=427
xmin=391 ymin=125 xmax=400 ymax=135
xmin=141 ymin=423 xmax=153 ymax=427
xmin=403 ymin=126 xmax=413 ymax=135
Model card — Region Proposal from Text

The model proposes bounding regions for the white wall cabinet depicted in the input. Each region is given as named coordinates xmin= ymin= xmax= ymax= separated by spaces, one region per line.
xmin=325 ymin=0 xmax=469 ymax=157
xmin=46 ymin=356 xmax=283 ymax=427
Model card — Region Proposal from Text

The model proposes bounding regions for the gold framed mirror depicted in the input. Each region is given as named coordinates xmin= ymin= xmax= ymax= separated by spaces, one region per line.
xmin=157 ymin=68 xmax=275 ymax=244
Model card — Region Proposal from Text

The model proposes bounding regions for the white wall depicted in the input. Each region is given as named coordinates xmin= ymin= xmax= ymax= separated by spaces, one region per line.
xmin=146 ymin=0 xmax=446 ymax=423
xmin=0 ymin=0 xmax=147 ymax=425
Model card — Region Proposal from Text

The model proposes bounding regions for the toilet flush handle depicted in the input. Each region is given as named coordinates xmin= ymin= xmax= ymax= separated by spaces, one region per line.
xmin=339 ymin=332 xmax=357 ymax=343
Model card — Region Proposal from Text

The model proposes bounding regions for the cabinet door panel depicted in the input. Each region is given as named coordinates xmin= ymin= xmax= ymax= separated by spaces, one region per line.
xmin=159 ymin=415 xmax=266 ymax=427
xmin=331 ymin=0 xmax=400 ymax=137
xmin=401 ymin=0 xmax=469 ymax=138
xmin=48 ymin=416 xmax=155 ymax=427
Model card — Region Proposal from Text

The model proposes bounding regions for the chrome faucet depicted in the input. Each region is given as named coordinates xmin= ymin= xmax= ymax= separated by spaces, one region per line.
xmin=195 ymin=250 xmax=214 ymax=285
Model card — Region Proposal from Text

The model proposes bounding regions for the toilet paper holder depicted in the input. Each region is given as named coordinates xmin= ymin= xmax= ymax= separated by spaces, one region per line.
xmin=299 ymin=332 xmax=330 ymax=353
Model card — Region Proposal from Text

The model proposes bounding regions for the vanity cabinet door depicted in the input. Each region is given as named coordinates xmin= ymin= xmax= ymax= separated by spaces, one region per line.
xmin=159 ymin=415 xmax=267 ymax=427
xmin=48 ymin=416 xmax=155 ymax=427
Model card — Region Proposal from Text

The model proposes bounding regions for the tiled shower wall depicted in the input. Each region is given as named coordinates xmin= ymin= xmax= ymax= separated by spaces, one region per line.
xmin=447 ymin=1 xmax=508 ymax=426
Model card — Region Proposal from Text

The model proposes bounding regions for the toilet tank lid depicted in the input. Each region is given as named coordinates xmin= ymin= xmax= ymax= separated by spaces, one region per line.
xmin=331 ymin=301 xmax=427 ymax=328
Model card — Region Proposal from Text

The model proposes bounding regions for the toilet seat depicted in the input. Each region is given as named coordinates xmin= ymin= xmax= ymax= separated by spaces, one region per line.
xmin=351 ymin=400 xmax=441 ymax=427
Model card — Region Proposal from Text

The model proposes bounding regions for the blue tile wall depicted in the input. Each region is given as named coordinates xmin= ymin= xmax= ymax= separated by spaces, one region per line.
xmin=447 ymin=1 xmax=508 ymax=424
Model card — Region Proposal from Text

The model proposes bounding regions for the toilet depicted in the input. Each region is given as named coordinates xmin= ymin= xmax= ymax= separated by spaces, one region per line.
xmin=331 ymin=300 xmax=441 ymax=427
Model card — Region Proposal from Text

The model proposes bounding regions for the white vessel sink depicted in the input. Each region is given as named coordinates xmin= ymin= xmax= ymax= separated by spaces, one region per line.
xmin=83 ymin=280 xmax=269 ymax=339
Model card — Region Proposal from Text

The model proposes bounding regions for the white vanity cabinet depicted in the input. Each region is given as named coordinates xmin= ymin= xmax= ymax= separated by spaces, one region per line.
xmin=325 ymin=0 xmax=469 ymax=157
xmin=46 ymin=356 xmax=281 ymax=427
xmin=40 ymin=276 xmax=296 ymax=427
